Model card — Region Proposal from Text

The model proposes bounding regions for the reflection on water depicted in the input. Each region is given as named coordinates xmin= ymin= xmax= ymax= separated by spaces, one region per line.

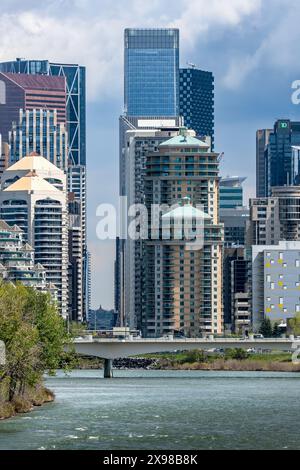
xmin=0 ymin=370 xmax=299 ymax=450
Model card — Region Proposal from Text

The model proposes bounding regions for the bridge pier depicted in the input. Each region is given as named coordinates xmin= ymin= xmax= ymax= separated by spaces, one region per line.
xmin=104 ymin=359 xmax=113 ymax=379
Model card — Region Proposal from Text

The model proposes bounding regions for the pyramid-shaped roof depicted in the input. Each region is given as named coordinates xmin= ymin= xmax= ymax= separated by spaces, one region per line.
xmin=4 ymin=172 xmax=60 ymax=193
xmin=5 ymin=154 xmax=64 ymax=175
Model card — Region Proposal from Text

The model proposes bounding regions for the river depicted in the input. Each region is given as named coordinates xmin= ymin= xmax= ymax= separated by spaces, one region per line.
xmin=0 ymin=370 xmax=299 ymax=450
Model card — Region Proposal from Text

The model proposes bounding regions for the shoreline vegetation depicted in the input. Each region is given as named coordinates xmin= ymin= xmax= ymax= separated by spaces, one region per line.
xmin=75 ymin=350 xmax=300 ymax=373
xmin=0 ymin=282 xmax=71 ymax=421
xmin=0 ymin=385 xmax=54 ymax=420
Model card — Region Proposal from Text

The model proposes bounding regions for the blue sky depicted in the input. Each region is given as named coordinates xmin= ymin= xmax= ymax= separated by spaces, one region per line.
xmin=0 ymin=0 xmax=300 ymax=309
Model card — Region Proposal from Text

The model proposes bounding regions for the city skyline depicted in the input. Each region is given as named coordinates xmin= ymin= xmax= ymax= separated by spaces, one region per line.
xmin=1 ymin=1 xmax=300 ymax=309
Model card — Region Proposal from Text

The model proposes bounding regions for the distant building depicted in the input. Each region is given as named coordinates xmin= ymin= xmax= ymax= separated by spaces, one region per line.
xmin=220 ymin=208 xmax=249 ymax=247
xmin=219 ymin=177 xmax=249 ymax=247
xmin=0 ymin=154 xmax=68 ymax=317
xmin=256 ymin=129 xmax=272 ymax=197
xmin=251 ymin=241 xmax=300 ymax=330
xmin=223 ymin=247 xmax=250 ymax=331
xmin=257 ymin=120 xmax=300 ymax=197
xmin=248 ymin=186 xmax=300 ymax=246
xmin=88 ymin=306 xmax=117 ymax=331
xmin=179 ymin=67 xmax=214 ymax=148
xmin=220 ymin=176 xmax=246 ymax=210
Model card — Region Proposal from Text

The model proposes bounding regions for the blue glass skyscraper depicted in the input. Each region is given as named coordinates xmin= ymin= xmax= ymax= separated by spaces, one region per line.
xmin=124 ymin=29 xmax=179 ymax=117
xmin=256 ymin=120 xmax=300 ymax=197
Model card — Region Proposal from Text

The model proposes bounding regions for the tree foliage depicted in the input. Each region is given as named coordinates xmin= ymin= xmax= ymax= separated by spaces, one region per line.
xmin=288 ymin=314 xmax=300 ymax=336
xmin=0 ymin=282 xmax=70 ymax=401
xmin=259 ymin=318 xmax=273 ymax=338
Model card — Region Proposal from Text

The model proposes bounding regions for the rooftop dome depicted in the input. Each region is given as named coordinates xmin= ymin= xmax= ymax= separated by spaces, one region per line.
xmin=159 ymin=128 xmax=209 ymax=149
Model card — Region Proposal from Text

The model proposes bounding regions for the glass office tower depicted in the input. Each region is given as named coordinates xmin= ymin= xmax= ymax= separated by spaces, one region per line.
xmin=124 ymin=29 xmax=180 ymax=117
xmin=256 ymin=120 xmax=300 ymax=197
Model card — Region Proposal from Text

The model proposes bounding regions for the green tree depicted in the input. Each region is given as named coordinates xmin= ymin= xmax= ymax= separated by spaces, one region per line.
xmin=259 ymin=318 xmax=273 ymax=338
xmin=225 ymin=348 xmax=249 ymax=360
xmin=288 ymin=314 xmax=300 ymax=336
xmin=273 ymin=323 xmax=281 ymax=338
xmin=0 ymin=282 xmax=71 ymax=402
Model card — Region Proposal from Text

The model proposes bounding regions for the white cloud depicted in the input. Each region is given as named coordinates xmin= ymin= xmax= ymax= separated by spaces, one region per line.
xmin=0 ymin=0 xmax=264 ymax=101
xmin=170 ymin=0 xmax=262 ymax=48
xmin=223 ymin=0 xmax=300 ymax=89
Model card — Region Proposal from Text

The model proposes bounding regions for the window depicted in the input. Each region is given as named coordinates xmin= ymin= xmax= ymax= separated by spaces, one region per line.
xmin=0 ymin=81 xmax=6 ymax=104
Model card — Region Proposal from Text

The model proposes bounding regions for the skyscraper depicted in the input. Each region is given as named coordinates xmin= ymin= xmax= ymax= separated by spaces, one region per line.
xmin=179 ymin=67 xmax=214 ymax=147
xmin=256 ymin=129 xmax=272 ymax=197
xmin=0 ymin=154 xmax=68 ymax=317
xmin=143 ymin=129 xmax=223 ymax=336
xmin=121 ymin=126 xmax=223 ymax=336
xmin=124 ymin=29 xmax=179 ymax=117
xmin=257 ymin=120 xmax=300 ymax=197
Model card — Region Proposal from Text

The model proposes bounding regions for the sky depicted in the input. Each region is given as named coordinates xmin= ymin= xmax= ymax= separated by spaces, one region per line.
xmin=0 ymin=0 xmax=300 ymax=309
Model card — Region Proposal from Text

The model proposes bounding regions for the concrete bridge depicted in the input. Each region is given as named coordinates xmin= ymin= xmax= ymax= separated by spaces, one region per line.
xmin=73 ymin=336 xmax=300 ymax=378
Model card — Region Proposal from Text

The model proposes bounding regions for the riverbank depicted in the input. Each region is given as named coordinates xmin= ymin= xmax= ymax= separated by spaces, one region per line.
xmin=0 ymin=384 xmax=55 ymax=420
xmin=75 ymin=351 xmax=300 ymax=373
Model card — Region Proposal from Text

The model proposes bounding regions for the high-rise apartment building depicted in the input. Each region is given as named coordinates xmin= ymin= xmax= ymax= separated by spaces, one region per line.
xmin=124 ymin=29 xmax=179 ymax=117
xmin=143 ymin=129 xmax=223 ymax=337
xmin=121 ymin=127 xmax=223 ymax=336
xmin=0 ymin=154 xmax=68 ymax=317
xmin=257 ymin=120 xmax=300 ymax=197
xmin=9 ymin=109 xmax=68 ymax=170
xmin=179 ymin=67 xmax=214 ymax=148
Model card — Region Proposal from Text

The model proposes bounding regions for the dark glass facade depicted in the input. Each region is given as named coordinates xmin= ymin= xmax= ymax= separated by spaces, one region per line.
xmin=179 ymin=68 xmax=214 ymax=148
xmin=257 ymin=120 xmax=300 ymax=197
xmin=267 ymin=120 xmax=300 ymax=195
xmin=124 ymin=29 xmax=179 ymax=117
